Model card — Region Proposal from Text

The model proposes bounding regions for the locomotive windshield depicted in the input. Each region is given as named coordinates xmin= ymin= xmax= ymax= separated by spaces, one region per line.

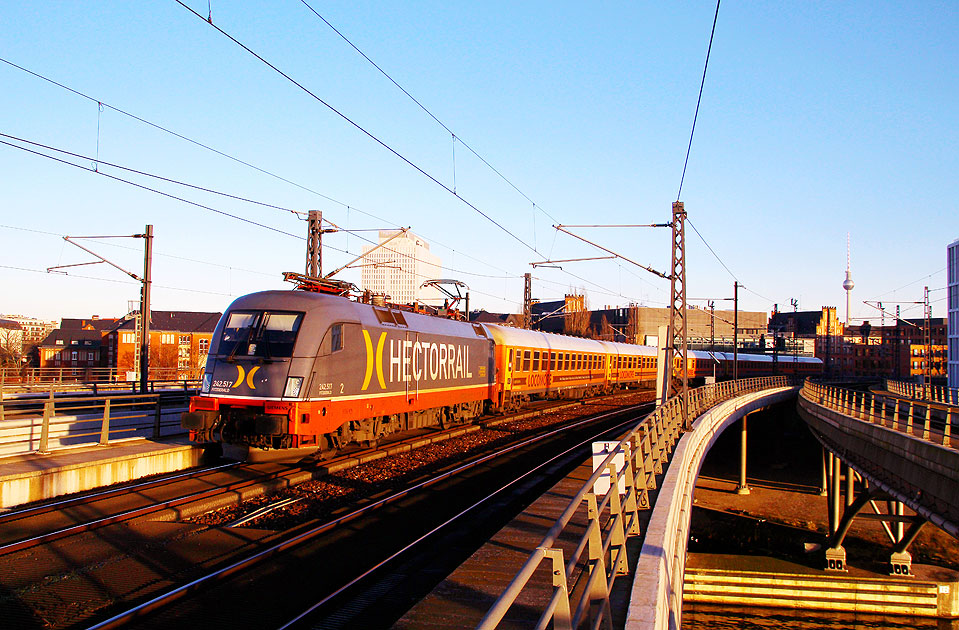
xmin=219 ymin=310 xmax=304 ymax=359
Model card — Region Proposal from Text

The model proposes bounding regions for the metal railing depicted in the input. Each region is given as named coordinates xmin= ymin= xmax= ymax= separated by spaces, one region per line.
xmin=477 ymin=376 xmax=791 ymax=630
xmin=884 ymin=379 xmax=958 ymax=405
xmin=804 ymin=380 xmax=958 ymax=449
xmin=1 ymin=366 xmax=203 ymax=385
xmin=0 ymin=390 xmax=193 ymax=456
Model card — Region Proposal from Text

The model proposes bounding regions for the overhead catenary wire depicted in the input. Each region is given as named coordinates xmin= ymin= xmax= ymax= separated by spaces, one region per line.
xmin=297 ymin=0 xmax=561 ymax=226
xmin=0 ymin=137 xmax=303 ymax=240
xmin=4 ymin=29 xmax=668 ymax=312
xmin=0 ymin=132 xmax=305 ymax=218
xmin=0 ymin=55 xmax=545 ymax=289
xmin=677 ymin=0 xmax=721 ymax=201
xmin=0 ymin=223 xmax=275 ymax=278
xmin=174 ymin=0 xmax=541 ymax=258
xmin=0 ymin=264 xmax=236 ymax=297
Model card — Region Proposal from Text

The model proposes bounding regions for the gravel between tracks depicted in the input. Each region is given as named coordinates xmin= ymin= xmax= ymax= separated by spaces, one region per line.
xmin=191 ymin=390 xmax=654 ymax=531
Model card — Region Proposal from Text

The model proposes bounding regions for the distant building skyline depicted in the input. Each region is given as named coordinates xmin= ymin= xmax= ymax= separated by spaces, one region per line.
xmin=360 ymin=230 xmax=442 ymax=306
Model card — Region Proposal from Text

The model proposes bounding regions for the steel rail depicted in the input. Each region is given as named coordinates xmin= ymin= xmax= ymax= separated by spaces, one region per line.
xmin=0 ymin=461 xmax=239 ymax=523
xmin=84 ymin=402 xmax=652 ymax=630
xmin=0 ymin=461 xmax=320 ymax=555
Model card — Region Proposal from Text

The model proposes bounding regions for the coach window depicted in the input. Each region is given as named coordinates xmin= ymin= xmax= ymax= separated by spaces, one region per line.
xmin=564 ymin=354 xmax=570 ymax=371
xmin=508 ymin=349 xmax=513 ymax=369
xmin=533 ymin=351 xmax=540 ymax=372
xmin=550 ymin=352 xmax=557 ymax=370
xmin=523 ymin=350 xmax=531 ymax=372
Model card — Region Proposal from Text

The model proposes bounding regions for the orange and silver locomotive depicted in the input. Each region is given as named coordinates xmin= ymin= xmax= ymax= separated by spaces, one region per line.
xmin=182 ymin=290 xmax=821 ymax=455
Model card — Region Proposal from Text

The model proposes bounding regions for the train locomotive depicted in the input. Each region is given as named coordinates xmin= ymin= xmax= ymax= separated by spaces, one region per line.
xmin=181 ymin=290 xmax=822 ymax=455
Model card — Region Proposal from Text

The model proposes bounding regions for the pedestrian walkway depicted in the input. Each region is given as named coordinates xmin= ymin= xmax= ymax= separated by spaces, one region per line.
xmin=0 ymin=437 xmax=203 ymax=509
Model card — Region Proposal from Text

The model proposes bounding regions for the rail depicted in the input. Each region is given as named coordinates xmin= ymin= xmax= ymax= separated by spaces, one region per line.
xmin=0 ymin=390 xmax=192 ymax=456
xmin=884 ymin=379 xmax=959 ymax=405
xmin=803 ymin=380 xmax=958 ymax=450
xmin=477 ymin=376 xmax=791 ymax=630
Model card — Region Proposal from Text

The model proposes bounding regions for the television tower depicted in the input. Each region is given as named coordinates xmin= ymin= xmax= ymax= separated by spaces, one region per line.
xmin=842 ymin=233 xmax=854 ymax=326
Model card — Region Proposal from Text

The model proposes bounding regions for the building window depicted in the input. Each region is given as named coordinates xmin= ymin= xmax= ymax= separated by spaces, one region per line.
xmin=199 ymin=338 xmax=209 ymax=354
xmin=71 ymin=351 xmax=78 ymax=361
xmin=87 ymin=352 xmax=94 ymax=361
xmin=179 ymin=335 xmax=190 ymax=345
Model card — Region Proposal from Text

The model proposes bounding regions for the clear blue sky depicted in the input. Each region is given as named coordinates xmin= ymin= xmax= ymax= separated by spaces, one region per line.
xmin=2 ymin=2 xmax=956 ymax=324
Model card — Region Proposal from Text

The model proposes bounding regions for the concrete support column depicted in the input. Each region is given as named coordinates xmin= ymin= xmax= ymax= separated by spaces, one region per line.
xmin=737 ymin=414 xmax=750 ymax=495
xmin=845 ymin=464 xmax=855 ymax=507
xmin=895 ymin=501 xmax=904 ymax=542
xmin=820 ymin=447 xmax=829 ymax=497
xmin=831 ymin=455 xmax=842 ymax=536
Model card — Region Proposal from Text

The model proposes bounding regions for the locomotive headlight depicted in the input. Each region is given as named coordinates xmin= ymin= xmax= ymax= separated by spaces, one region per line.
xmin=201 ymin=373 xmax=212 ymax=394
xmin=284 ymin=376 xmax=303 ymax=398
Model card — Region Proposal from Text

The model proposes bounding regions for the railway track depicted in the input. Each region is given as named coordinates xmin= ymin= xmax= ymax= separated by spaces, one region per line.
xmin=0 ymin=392 xmax=652 ymax=629
xmin=86 ymin=400 xmax=654 ymax=630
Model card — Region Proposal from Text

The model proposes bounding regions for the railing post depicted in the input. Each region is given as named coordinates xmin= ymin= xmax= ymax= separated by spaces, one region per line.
xmin=38 ymin=401 xmax=52 ymax=454
xmin=583 ymin=493 xmax=613 ymax=630
xmin=893 ymin=399 xmax=900 ymax=430
xmin=859 ymin=393 xmax=866 ymax=419
xmin=622 ymin=440 xmax=645 ymax=527
xmin=641 ymin=427 xmax=657 ymax=488
xmin=906 ymin=401 xmax=914 ymax=435
xmin=543 ymin=548 xmax=573 ymax=630
xmin=922 ymin=405 xmax=932 ymax=441
xmin=99 ymin=398 xmax=112 ymax=445
xmin=606 ymin=464 xmax=630 ymax=575
xmin=153 ymin=395 xmax=162 ymax=439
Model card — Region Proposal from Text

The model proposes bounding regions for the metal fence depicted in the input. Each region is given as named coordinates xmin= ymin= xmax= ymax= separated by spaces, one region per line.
xmin=477 ymin=376 xmax=792 ymax=630
xmin=1 ymin=365 xmax=203 ymax=383
xmin=0 ymin=390 xmax=193 ymax=457
xmin=884 ymin=379 xmax=959 ymax=405
xmin=805 ymin=380 xmax=958 ymax=449
xmin=0 ymin=366 xmax=200 ymax=395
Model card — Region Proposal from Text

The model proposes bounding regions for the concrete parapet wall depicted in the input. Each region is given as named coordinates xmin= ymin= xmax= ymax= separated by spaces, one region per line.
xmin=626 ymin=387 xmax=798 ymax=630
xmin=685 ymin=567 xmax=958 ymax=617
xmin=0 ymin=440 xmax=203 ymax=508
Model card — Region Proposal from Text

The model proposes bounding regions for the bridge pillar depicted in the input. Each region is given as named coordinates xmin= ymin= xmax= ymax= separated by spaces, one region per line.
xmin=819 ymin=447 xmax=829 ymax=497
xmin=736 ymin=413 xmax=750 ymax=495
xmin=845 ymin=464 xmax=855 ymax=507
xmin=830 ymin=454 xmax=842 ymax=535
xmin=825 ymin=546 xmax=847 ymax=572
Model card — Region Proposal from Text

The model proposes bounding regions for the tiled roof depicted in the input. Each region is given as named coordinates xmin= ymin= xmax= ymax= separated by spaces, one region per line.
xmin=61 ymin=318 xmax=120 ymax=332
xmin=39 ymin=328 xmax=102 ymax=347
xmin=113 ymin=311 xmax=221 ymax=333
xmin=0 ymin=318 xmax=21 ymax=330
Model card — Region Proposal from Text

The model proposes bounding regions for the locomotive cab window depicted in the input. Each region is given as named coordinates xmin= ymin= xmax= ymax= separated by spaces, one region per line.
xmin=219 ymin=310 xmax=304 ymax=359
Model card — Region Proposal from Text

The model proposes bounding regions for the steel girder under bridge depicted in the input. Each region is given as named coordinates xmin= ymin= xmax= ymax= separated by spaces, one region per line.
xmin=798 ymin=380 xmax=959 ymax=574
